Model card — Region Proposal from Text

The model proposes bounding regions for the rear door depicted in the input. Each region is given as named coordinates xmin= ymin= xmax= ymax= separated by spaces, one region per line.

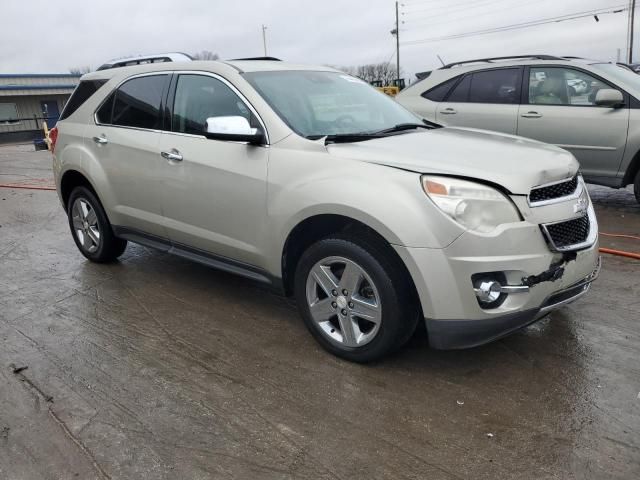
xmin=435 ymin=67 xmax=522 ymax=134
xmin=84 ymin=73 xmax=170 ymax=237
xmin=517 ymin=66 xmax=629 ymax=180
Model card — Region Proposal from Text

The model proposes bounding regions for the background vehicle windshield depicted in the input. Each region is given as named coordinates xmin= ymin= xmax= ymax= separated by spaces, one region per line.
xmin=244 ymin=71 xmax=421 ymax=138
xmin=595 ymin=63 xmax=640 ymax=91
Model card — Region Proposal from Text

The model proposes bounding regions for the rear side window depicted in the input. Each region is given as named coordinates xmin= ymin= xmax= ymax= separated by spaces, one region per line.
xmin=422 ymin=77 xmax=459 ymax=102
xmin=445 ymin=68 xmax=520 ymax=104
xmin=59 ymin=80 xmax=107 ymax=121
xmin=110 ymin=75 xmax=167 ymax=129
xmin=468 ymin=68 xmax=520 ymax=104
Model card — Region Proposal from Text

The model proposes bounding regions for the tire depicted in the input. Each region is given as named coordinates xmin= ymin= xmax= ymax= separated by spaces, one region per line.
xmin=635 ymin=170 xmax=640 ymax=204
xmin=67 ymin=186 xmax=127 ymax=263
xmin=294 ymin=234 xmax=419 ymax=362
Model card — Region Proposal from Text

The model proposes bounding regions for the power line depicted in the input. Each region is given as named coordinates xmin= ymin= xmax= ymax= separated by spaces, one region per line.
xmin=402 ymin=5 xmax=627 ymax=45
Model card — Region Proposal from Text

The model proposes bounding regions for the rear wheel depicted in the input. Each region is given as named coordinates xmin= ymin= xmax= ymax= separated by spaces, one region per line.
xmin=294 ymin=235 xmax=419 ymax=362
xmin=67 ymin=186 xmax=127 ymax=262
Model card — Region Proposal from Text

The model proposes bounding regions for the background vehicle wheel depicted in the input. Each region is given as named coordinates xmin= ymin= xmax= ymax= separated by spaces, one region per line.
xmin=67 ymin=186 xmax=127 ymax=263
xmin=634 ymin=170 xmax=640 ymax=204
xmin=294 ymin=235 xmax=419 ymax=362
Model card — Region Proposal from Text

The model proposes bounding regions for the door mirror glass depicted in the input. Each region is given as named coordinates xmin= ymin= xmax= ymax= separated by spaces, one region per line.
xmin=594 ymin=88 xmax=624 ymax=107
xmin=205 ymin=116 xmax=255 ymax=135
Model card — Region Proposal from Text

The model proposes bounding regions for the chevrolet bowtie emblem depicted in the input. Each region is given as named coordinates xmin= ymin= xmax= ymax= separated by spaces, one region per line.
xmin=573 ymin=196 xmax=588 ymax=214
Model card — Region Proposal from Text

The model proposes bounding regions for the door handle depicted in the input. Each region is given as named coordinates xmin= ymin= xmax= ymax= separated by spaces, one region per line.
xmin=521 ymin=111 xmax=542 ymax=118
xmin=161 ymin=150 xmax=183 ymax=162
xmin=92 ymin=135 xmax=108 ymax=145
xmin=440 ymin=108 xmax=457 ymax=115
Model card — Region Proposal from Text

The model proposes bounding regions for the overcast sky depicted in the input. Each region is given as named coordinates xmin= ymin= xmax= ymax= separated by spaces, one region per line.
xmin=1 ymin=0 xmax=633 ymax=80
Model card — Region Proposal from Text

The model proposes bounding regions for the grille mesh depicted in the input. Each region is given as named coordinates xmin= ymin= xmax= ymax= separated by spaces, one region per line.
xmin=544 ymin=214 xmax=590 ymax=249
xmin=530 ymin=176 xmax=578 ymax=203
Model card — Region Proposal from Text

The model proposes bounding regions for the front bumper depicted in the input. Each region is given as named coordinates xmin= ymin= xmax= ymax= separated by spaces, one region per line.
xmin=393 ymin=207 xmax=600 ymax=349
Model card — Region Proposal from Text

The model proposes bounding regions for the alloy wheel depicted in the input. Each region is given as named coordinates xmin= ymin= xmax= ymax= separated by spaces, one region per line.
xmin=305 ymin=256 xmax=382 ymax=347
xmin=71 ymin=198 xmax=101 ymax=254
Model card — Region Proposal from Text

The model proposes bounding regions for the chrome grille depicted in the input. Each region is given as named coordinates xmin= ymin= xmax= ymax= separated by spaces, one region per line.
xmin=542 ymin=214 xmax=590 ymax=250
xmin=529 ymin=176 xmax=578 ymax=204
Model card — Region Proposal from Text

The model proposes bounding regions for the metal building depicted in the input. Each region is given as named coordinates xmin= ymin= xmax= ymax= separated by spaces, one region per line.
xmin=0 ymin=74 xmax=80 ymax=144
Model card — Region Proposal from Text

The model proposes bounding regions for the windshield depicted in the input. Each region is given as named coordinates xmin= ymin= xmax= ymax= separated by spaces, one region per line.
xmin=594 ymin=63 xmax=640 ymax=91
xmin=243 ymin=70 xmax=421 ymax=138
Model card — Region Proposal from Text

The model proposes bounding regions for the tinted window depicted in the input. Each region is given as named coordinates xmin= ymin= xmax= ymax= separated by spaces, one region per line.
xmin=112 ymin=75 xmax=166 ymax=129
xmin=422 ymin=77 xmax=459 ymax=101
xmin=60 ymin=80 xmax=107 ymax=121
xmin=96 ymin=92 xmax=115 ymax=124
xmin=468 ymin=69 xmax=520 ymax=104
xmin=528 ymin=67 xmax=612 ymax=106
xmin=447 ymin=75 xmax=471 ymax=102
xmin=172 ymin=74 xmax=255 ymax=135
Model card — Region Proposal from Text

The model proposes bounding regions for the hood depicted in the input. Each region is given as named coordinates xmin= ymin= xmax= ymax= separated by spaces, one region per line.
xmin=325 ymin=127 xmax=578 ymax=194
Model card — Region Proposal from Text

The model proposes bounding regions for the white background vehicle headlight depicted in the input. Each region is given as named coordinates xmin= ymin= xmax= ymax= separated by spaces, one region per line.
xmin=421 ymin=175 xmax=521 ymax=233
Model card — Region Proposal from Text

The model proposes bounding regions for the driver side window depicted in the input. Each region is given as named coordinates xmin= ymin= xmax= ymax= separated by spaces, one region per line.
xmin=172 ymin=74 xmax=256 ymax=135
xmin=528 ymin=67 xmax=610 ymax=106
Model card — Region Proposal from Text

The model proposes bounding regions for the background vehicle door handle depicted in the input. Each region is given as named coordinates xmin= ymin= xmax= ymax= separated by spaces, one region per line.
xmin=521 ymin=111 xmax=542 ymax=118
xmin=92 ymin=135 xmax=108 ymax=145
xmin=161 ymin=150 xmax=183 ymax=162
xmin=440 ymin=108 xmax=457 ymax=115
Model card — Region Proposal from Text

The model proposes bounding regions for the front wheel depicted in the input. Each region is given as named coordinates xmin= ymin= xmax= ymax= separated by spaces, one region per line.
xmin=294 ymin=235 xmax=418 ymax=362
xmin=67 ymin=186 xmax=127 ymax=263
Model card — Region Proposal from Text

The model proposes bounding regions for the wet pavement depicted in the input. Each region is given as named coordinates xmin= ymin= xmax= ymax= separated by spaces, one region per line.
xmin=0 ymin=145 xmax=638 ymax=479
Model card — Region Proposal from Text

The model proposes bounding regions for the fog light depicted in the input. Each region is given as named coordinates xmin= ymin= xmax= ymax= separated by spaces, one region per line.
xmin=475 ymin=281 xmax=502 ymax=303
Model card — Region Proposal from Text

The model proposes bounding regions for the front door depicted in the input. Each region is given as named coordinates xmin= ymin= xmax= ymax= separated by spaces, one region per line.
xmin=41 ymin=100 xmax=60 ymax=128
xmin=158 ymin=73 xmax=269 ymax=268
xmin=517 ymin=66 xmax=629 ymax=181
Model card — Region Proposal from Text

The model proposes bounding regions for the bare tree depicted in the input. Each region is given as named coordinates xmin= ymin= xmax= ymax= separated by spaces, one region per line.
xmin=192 ymin=50 xmax=220 ymax=61
xmin=68 ymin=66 xmax=92 ymax=75
xmin=333 ymin=62 xmax=401 ymax=85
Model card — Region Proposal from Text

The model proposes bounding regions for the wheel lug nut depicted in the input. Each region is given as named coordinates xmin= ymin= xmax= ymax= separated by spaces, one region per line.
xmin=342 ymin=289 xmax=348 ymax=296
xmin=341 ymin=309 xmax=347 ymax=316
xmin=348 ymin=302 xmax=354 ymax=309
xmin=332 ymin=290 xmax=338 ymax=296
xmin=331 ymin=302 xmax=337 ymax=308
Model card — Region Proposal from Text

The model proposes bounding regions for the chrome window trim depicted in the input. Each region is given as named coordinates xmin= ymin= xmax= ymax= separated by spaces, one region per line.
xmin=540 ymin=206 xmax=597 ymax=252
xmin=528 ymin=174 xmax=583 ymax=207
xmin=92 ymin=70 xmax=270 ymax=145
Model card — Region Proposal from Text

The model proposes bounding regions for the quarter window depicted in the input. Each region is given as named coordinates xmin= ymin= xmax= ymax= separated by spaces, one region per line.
xmin=447 ymin=75 xmax=471 ymax=102
xmin=528 ymin=67 xmax=612 ymax=106
xmin=172 ymin=74 xmax=255 ymax=135
xmin=422 ymin=77 xmax=459 ymax=102
xmin=59 ymin=80 xmax=107 ymax=121
xmin=110 ymin=75 xmax=166 ymax=129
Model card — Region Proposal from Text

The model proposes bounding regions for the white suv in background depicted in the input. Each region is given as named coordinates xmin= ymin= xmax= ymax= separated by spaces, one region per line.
xmin=51 ymin=56 xmax=599 ymax=362
xmin=397 ymin=55 xmax=640 ymax=203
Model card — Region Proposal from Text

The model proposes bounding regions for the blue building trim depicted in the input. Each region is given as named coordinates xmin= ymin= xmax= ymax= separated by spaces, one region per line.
xmin=0 ymin=74 xmax=81 ymax=78
xmin=0 ymin=85 xmax=77 ymax=91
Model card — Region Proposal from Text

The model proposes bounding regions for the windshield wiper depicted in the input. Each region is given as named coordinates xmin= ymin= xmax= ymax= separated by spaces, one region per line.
xmin=318 ymin=133 xmax=386 ymax=144
xmin=374 ymin=121 xmax=440 ymax=135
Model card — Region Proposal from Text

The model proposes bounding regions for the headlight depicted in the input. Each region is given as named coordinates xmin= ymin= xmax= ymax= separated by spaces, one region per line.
xmin=421 ymin=175 xmax=521 ymax=233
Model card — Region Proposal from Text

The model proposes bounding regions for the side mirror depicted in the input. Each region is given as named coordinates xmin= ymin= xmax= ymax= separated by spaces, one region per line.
xmin=594 ymin=89 xmax=624 ymax=108
xmin=204 ymin=116 xmax=266 ymax=145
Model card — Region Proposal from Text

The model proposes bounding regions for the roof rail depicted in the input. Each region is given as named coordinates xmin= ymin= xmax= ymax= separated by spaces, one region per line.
xmin=440 ymin=55 xmax=564 ymax=69
xmin=96 ymin=52 xmax=193 ymax=71
xmin=228 ymin=56 xmax=282 ymax=61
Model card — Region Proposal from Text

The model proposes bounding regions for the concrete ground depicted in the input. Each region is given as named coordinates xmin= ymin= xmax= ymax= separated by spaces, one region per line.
xmin=0 ymin=144 xmax=638 ymax=480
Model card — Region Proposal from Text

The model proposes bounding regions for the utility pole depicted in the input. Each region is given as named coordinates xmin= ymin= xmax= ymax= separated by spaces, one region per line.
xmin=629 ymin=0 xmax=636 ymax=63
xmin=395 ymin=1 xmax=400 ymax=84
xmin=262 ymin=24 xmax=268 ymax=56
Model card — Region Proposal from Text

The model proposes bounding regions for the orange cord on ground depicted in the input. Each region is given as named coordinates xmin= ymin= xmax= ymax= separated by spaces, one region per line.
xmin=0 ymin=184 xmax=56 ymax=191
